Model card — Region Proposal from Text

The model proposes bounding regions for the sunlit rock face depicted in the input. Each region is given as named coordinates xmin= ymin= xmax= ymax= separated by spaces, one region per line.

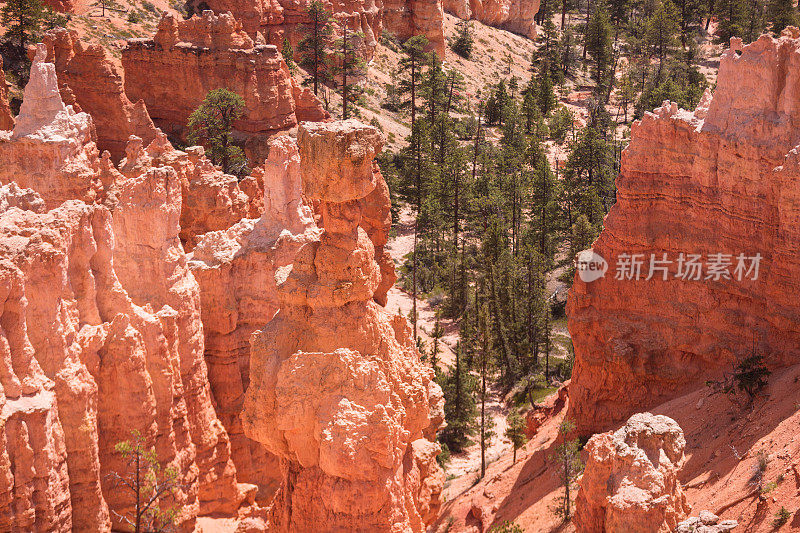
xmin=443 ymin=0 xmax=539 ymax=38
xmin=0 ymin=48 xmax=252 ymax=532
xmin=242 ymin=119 xmax=445 ymax=532
xmin=121 ymin=11 xmax=329 ymax=148
xmin=567 ymin=31 xmax=800 ymax=435
xmin=575 ymin=413 xmax=690 ymax=533
xmin=186 ymin=0 xmax=445 ymax=61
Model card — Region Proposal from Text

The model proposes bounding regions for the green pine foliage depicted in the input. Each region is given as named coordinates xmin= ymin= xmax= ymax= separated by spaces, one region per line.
xmin=505 ymin=409 xmax=528 ymax=462
xmin=187 ymin=88 xmax=247 ymax=176
xmin=451 ymin=19 xmax=474 ymax=58
xmin=333 ymin=24 xmax=366 ymax=119
xmin=438 ymin=343 xmax=479 ymax=453
xmin=297 ymin=0 xmax=333 ymax=95
xmin=1 ymin=0 xmax=47 ymax=49
xmin=766 ymin=0 xmax=798 ymax=35
xmin=551 ymin=419 xmax=583 ymax=521
xmin=108 ymin=431 xmax=182 ymax=533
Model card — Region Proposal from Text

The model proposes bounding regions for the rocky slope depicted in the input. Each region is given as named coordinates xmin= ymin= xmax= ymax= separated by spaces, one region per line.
xmin=443 ymin=0 xmax=539 ymax=38
xmin=567 ymin=30 xmax=800 ymax=435
xmin=122 ymin=11 xmax=328 ymax=152
xmin=241 ymin=120 xmax=445 ymax=532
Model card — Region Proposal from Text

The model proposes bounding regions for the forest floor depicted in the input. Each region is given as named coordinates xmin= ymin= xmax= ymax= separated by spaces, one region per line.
xmin=385 ymin=206 xmax=514 ymax=484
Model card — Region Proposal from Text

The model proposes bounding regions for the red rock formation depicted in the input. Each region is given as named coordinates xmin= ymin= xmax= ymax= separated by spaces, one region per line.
xmin=443 ymin=0 xmax=539 ymax=38
xmin=0 ymin=60 xmax=14 ymax=131
xmin=190 ymin=0 xmax=445 ymax=60
xmin=188 ymin=134 xmax=320 ymax=498
xmin=122 ymin=11 xmax=328 ymax=147
xmin=0 ymin=45 xmax=101 ymax=210
xmin=0 ymin=46 xmax=253 ymax=531
xmin=37 ymin=29 xmax=158 ymax=162
xmin=118 ymin=135 xmax=252 ymax=251
xmin=383 ymin=0 xmax=445 ymax=56
xmin=241 ymin=120 xmax=444 ymax=532
xmin=567 ymin=31 xmax=800 ymax=435
xmin=575 ymin=413 xmax=690 ymax=532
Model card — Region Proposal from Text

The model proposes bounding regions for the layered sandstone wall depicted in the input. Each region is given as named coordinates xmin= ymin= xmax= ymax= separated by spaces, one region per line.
xmin=241 ymin=120 xmax=444 ymax=532
xmin=190 ymin=0 xmax=445 ymax=60
xmin=567 ymin=31 xmax=800 ymax=435
xmin=443 ymin=0 xmax=539 ymax=38
xmin=39 ymin=28 xmax=158 ymax=161
xmin=0 ymin=45 xmax=253 ymax=532
xmin=122 ymin=11 xmax=328 ymax=145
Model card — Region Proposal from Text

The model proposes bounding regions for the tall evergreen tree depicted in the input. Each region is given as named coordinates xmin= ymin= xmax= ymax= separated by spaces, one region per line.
xmin=645 ymin=0 xmax=680 ymax=77
xmin=334 ymin=24 xmax=365 ymax=119
xmin=398 ymin=35 xmax=430 ymax=339
xmin=584 ymin=1 xmax=614 ymax=93
xmin=766 ymin=0 xmax=797 ymax=34
xmin=1 ymin=0 xmax=46 ymax=49
xmin=452 ymin=19 xmax=474 ymax=58
xmin=505 ymin=409 xmax=528 ymax=463
xmin=297 ymin=0 xmax=333 ymax=95
xmin=187 ymin=88 xmax=246 ymax=175
xmin=439 ymin=342 xmax=479 ymax=453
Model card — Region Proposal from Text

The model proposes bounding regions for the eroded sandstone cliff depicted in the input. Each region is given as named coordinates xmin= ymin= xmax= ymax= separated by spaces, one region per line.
xmin=188 ymin=134 xmax=320 ymax=498
xmin=241 ymin=119 xmax=444 ymax=532
xmin=0 ymin=44 xmax=253 ymax=532
xmin=189 ymin=0 xmax=445 ymax=60
xmin=567 ymin=31 xmax=800 ymax=435
xmin=122 ymin=11 xmax=328 ymax=147
xmin=38 ymin=28 xmax=158 ymax=162
xmin=443 ymin=0 xmax=539 ymax=38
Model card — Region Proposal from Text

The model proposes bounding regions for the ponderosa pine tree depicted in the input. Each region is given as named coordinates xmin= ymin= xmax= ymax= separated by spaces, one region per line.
xmin=1 ymin=0 xmax=46 ymax=49
xmin=584 ymin=0 xmax=614 ymax=94
xmin=645 ymin=0 xmax=680 ymax=78
xmin=505 ymin=409 xmax=528 ymax=462
xmin=334 ymin=23 xmax=365 ymax=119
xmin=552 ymin=419 xmax=583 ymax=521
xmin=398 ymin=35 xmax=430 ymax=339
xmin=297 ymin=0 xmax=333 ymax=95
xmin=282 ymin=37 xmax=295 ymax=74
xmin=439 ymin=341 xmax=479 ymax=453
xmin=452 ymin=18 xmax=474 ymax=58
xmin=187 ymin=88 xmax=246 ymax=175
xmin=766 ymin=0 xmax=797 ymax=34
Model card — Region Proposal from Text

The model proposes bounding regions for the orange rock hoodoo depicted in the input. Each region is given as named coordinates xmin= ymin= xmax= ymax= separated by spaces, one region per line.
xmin=241 ymin=119 xmax=445 ymax=532
xmin=122 ymin=11 xmax=329 ymax=145
xmin=443 ymin=0 xmax=540 ymax=38
xmin=567 ymin=31 xmax=800 ymax=435
xmin=188 ymin=135 xmax=320 ymax=497
xmin=0 ymin=45 xmax=253 ymax=532
xmin=575 ymin=413 xmax=690 ymax=532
